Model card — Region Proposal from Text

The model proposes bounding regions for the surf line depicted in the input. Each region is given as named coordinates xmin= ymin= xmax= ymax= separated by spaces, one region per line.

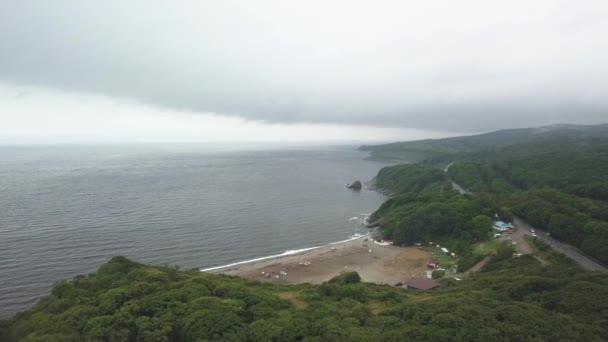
xmin=200 ymin=232 xmax=370 ymax=272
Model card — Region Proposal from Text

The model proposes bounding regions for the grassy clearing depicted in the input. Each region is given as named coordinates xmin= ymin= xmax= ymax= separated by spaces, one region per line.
xmin=473 ymin=239 xmax=500 ymax=256
xmin=425 ymin=247 xmax=457 ymax=271
xmin=425 ymin=238 xmax=500 ymax=273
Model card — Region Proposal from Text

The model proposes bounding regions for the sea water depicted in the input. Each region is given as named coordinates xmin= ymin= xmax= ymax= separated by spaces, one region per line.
xmin=0 ymin=144 xmax=390 ymax=316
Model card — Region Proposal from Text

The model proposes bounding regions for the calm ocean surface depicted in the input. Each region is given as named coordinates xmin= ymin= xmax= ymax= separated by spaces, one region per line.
xmin=0 ymin=144 xmax=390 ymax=316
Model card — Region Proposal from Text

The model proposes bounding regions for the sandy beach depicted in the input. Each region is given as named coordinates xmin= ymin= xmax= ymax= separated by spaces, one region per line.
xmin=207 ymin=236 xmax=433 ymax=285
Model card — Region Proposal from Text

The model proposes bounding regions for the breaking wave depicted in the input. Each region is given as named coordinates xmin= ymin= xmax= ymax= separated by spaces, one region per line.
xmin=200 ymin=232 xmax=370 ymax=272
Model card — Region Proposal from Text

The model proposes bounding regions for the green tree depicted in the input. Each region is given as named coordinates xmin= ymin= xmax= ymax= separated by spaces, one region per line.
xmin=471 ymin=215 xmax=494 ymax=240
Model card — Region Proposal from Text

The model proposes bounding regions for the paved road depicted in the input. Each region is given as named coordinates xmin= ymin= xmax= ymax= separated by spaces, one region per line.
xmin=444 ymin=162 xmax=472 ymax=195
xmin=444 ymin=163 xmax=606 ymax=272
xmin=513 ymin=217 xmax=607 ymax=272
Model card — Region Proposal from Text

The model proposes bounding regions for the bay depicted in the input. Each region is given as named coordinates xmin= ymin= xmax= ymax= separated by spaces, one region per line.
xmin=0 ymin=144 xmax=389 ymax=316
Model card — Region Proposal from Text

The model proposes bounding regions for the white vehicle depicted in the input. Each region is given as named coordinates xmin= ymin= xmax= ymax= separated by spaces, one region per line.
xmin=532 ymin=233 xmax=537 ymax=237
xmin=531 ymin=229 xmax=535 ymax=233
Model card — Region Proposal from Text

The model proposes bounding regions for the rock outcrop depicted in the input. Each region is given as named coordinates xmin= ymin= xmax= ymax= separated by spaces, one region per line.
xmin=346 ymin=180 xmax=362 ymax=191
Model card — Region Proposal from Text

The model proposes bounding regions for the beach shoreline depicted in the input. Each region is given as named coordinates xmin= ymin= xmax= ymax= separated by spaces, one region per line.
xmin=200 ymin=233 xmax=372 ymax=272
xmin=200 ymin=183 xmax=432 ymax=286
xmin=203 ymin=234 xmax=432 ymax=285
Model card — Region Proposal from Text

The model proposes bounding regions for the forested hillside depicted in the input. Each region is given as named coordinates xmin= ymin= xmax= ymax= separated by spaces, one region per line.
xmin=444 ymin=149 xmax=608 ymax=265
xmin=371 ymin=163 xmax=514 ymax=271
xmin=2 ymin=255 xmax=607 ymax=341
xmin=361 ymin=123 xmax=608 ymax=162
xmin=367 ymin=123 xmax=608 ymax=272
xmin=373 ymin=164 xmax=451 ymax=194
xmin=363 ymin=123 xmax=607 ymax=268
xmin=372 ymin=191 xmax=498 ymax=270
xmin=505 ymin=190 xmax=608 ymax=265
xmin=447 ymin=151 xmax=608 ymax=195
xmin=373 ymin=191 xmax=492 ymax=244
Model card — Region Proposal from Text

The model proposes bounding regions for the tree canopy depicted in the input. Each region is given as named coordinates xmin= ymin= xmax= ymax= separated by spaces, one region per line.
xmin=1 ymin=254 xmax=607 ymax=341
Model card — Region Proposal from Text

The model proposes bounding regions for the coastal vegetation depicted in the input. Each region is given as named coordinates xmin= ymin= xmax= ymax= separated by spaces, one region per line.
xmin=370 ymin=124 xmax=608 ymax=269
xmin=362 ymin=123 xmax=608 ymax=163
xmin=373 ymin=164 xmax=451 ymax=195
xmin=373 ymin=190 xmax=491 ymax=242
xmin=2 ymin=254 xmax=607 ymax=341
xmin=444 ymin=150 xmax=608 ymax=265
xmin=446 ymin=151 xmax=608 ymax=194
xmin=3 ymin=123 xmax=607 ymax=341
xmin=371 ymin=163 xmax=505 ymax=271
xmin=505 ymin=189 xmax=608 ymax=265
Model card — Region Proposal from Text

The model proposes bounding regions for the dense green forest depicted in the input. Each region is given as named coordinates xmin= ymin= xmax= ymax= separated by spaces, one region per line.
xmin=361 ymin=123 xmax=608 ymax=162
xmin=371 ymin=163 xmax=516 ymax=271
xmin=444 ymin=149 xmax=608 ymax=265
xmin=2 ymin=254 xmax=607 ymax=341
xmin=373 ymin=191 xmax=492 ymax=243
xmin=368 ymin=123 xmax=608 ymax=275
xmin=373 ymin=164 xmax=451 ymax=194
xmin=447 ymin=151 xmax=608 ymax=195
xmin=371 ymin=191 xmax=497 ymax=270
xmin=504 ymin=189 xmax=608 ymax=265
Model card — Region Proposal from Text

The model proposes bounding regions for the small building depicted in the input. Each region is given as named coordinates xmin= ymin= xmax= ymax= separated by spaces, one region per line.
xmin=493 ymin=221 xmax=514 ymax=232
xmin=405 ymin=278 xmax=441 ymax=290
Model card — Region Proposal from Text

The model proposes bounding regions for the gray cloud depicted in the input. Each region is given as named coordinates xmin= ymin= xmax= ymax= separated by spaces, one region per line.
xmin=1 ymin=1 xmax=607 ymax=132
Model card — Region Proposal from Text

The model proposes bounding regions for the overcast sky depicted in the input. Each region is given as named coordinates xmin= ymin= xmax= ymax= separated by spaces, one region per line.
xmin=1 ymin=1 xmax=607 ymax=143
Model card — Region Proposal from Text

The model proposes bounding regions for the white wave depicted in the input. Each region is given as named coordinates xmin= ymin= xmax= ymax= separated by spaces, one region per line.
xmin=348 ymin=216 xmax=359 ymax=222
xmin=200 ymin=233 xmax=370 ymax=272
xmin=329 ymin=232 xmax=370 ymax=245
xmin=200 ymin=246 xmax=322 ymax=272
